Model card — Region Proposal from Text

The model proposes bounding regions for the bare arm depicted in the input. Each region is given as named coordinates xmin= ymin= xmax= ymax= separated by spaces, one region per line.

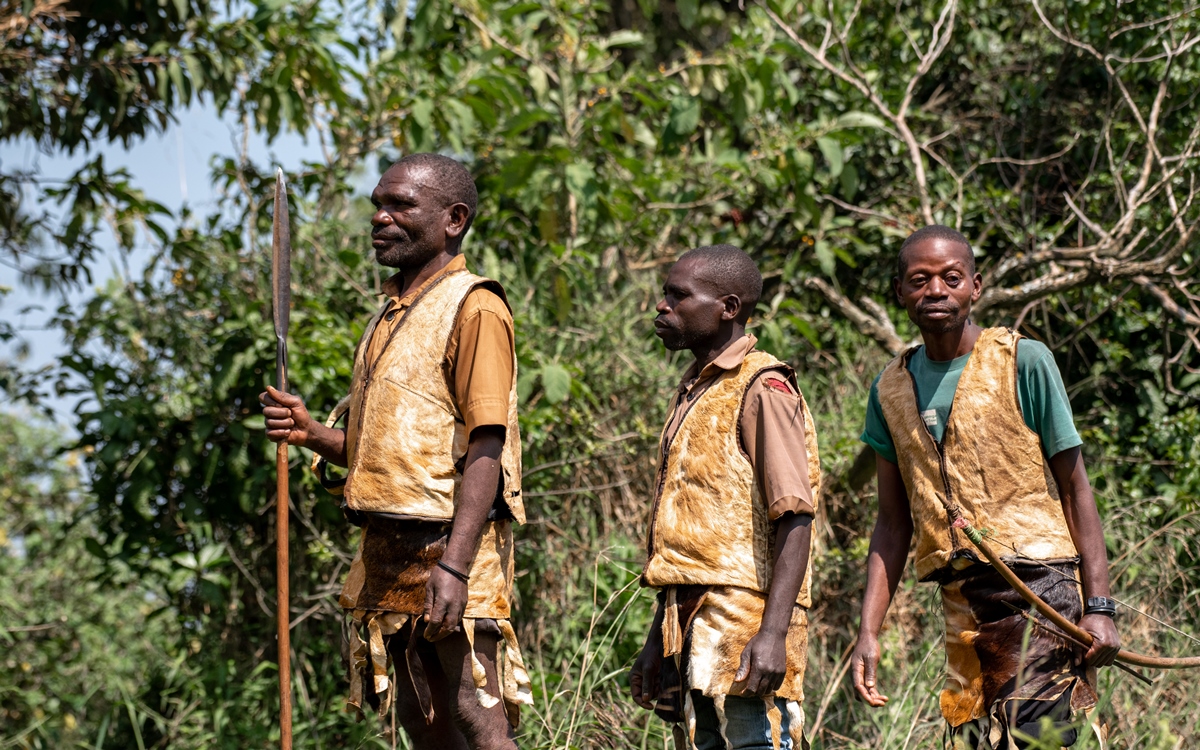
xmin=734 ymin=511 xmax=813 ymax=695
xmin=630 ymin=601 xmax=666 ymax=710
xmin=260 ymin=385 xmax=348 ymax=466
xmin=851 ymin=454 xmax=914 ymax=706
xmin=423 ymin=425 xmax=505 ymax=641
xmin=1049 ymin=446 xmax=1120 ymax=666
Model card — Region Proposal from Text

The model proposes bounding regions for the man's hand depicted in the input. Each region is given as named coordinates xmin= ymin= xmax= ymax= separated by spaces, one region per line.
xmin=1079 ymin=614 xmax=1120 ymax=667
xmin=422 ymin=565 xmax=468 ymax=641
xmin=851 ymin=633 xmax=889 ymax=707
xmin=630 ymin=637 xmax=663 ymax=710
xmin=733 ymin=629 xmax=788 ymax=697
xmin=260 ymin=386 xmax=314 ymax=446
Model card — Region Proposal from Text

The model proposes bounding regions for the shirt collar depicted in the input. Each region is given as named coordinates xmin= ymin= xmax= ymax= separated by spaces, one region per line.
xmin=678 ymin=334 xmax=758 ymax=392
xmin=380 ymin=254 xmax=468 ymax=308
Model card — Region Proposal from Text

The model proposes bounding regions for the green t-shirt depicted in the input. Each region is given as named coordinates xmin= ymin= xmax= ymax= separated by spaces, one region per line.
xmin=861 ymin=339 xmax=1082 ymax=464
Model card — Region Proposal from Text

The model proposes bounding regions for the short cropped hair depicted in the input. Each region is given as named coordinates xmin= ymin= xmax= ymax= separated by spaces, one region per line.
xmin=897 ymin=225 xmax=974 ymax=278
xmin=394 ymin=153 xmax=479 ymax=232
xmin=679 ymin=244 xmax=763 ymax=323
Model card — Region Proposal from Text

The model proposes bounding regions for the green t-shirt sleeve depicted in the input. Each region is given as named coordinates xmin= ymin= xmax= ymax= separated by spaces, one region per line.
xmin=861 ymin=373 xmax=899 ymax=464
xmin=1016 ymin=339 xmax=1083 ymax=458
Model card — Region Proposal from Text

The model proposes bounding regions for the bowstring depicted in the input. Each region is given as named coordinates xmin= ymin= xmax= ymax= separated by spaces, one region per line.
xmin=980 ymin=532 xmax=1200 ymax=647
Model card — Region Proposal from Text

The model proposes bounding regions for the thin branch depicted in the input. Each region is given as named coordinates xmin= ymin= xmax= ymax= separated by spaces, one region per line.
xmin=759 ymin=1 xmax=937 ymax=222
xmin=818 ymin=194 xmax=913 ymax=229
xmin=1135 ymin=276 xmax=1200 ymax=327
xmin=804 ymin=277 xmax=906 ymax=355
xmin=645 ymin=191 xmax=733 ymax=210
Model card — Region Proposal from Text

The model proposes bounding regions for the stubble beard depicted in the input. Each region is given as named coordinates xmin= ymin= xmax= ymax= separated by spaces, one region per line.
xmin=656 ymin=323 xmax=704 ymax=352
xmin=375 ymin=238 xmax=438 ymax=270
xmin=916 ymin=306 xmax=969 ymax=335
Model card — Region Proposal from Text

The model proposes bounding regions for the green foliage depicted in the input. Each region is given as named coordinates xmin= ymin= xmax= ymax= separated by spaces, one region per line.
xmin=3 ymin=0 xmax=1200 ymax=747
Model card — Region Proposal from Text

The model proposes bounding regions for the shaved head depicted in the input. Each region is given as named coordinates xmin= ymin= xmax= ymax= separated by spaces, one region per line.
xmin=390 ymin=153 xmax=479 ymax=233
xmin=677 ymin=244 xmax=763 ymax=323
xmin=898 ymin=225 xmax=974 ymax=278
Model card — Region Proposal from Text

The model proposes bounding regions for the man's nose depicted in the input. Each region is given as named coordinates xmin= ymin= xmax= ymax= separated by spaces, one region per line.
xmin=371 ymin=208 xmax=391 ymax=227
xmin=925 ymin=277 xmax=948 ymax=297
xmin=655 ymin=298 xmax=669 ymax=314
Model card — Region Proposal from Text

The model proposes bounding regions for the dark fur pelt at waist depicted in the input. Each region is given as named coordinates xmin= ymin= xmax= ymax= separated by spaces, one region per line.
xmin=356 ymin=516 xmax=451 ymax=615
xmin=942 ymin=561 xmax=1097 ymax=727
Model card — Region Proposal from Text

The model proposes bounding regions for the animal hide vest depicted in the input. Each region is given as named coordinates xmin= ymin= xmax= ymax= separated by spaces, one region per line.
xmin=876 ymin=328 xmax=1077 ymax=581
xmin=342 ymin=268 xmax=524 ymax=522
xmin=642 ymin=350 xmax=823 ymax=608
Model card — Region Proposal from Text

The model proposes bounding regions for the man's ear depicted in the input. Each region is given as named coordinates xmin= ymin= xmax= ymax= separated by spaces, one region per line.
xmin=721 ymin=293 xmax=742 ymax=322
xmin=445 ymin=203 xmax=471 ymax=239
xmin=892 ymin=276 xmax=903 ymax=305
xmin=970 ymin=272 xmax=983 ymax=303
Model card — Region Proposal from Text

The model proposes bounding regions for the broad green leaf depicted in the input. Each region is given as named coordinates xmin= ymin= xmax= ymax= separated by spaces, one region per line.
xmin=517 ymin=369 xmax=537 ymax=404
xmin=84 ymin=537 xmax=107 ymax=559
xmin=541 ymin=364 xmax=572 ymax=404
xmin=528 ymin=65 xmax=548 ymax=100
xmin=790 ymin=147 xmax=814 ymax=185
xmin=817 ymin=136 xmax=843 ymax=178
xmin=168 ymin=60 xmax=186 ymax=103
xmin=601 ymin=30 xmax=643 ymax=49
xmin=667 ymin=96 xmax=701 ymax=137
xmin=836 ymin=111 xmax=887 ymax=129
xmin=840 ymin=164 xmax=860 ymax=201
xmin=814 ymin=239 xmax=835 ymax=276
xmin=565 ymin=162 xmax=595 ymax=197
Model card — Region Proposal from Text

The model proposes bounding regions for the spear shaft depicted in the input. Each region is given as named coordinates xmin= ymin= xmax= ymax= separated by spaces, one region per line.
xmin=272 ymin=169 xmax=293 ymax=750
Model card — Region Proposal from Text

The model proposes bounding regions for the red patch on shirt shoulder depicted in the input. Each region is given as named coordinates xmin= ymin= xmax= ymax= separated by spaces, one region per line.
xmin=763 ymin=377 xmax=793 ymax=394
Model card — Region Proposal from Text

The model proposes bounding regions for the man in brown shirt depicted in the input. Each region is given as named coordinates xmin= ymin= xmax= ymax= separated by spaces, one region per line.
xmin=631 ymin=244 xmax=821 ymax=750
xmin=661 ymin=336 xmax=817 ymax=523
xmin=359 ymin=253 xmax=514 ymax=425
xmin=260 ymin=154 xmax=528 ymax=750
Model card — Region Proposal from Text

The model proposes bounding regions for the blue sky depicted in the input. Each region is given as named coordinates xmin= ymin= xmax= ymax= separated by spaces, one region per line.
xmin=0 ymin=100 xmax=327 ymax=423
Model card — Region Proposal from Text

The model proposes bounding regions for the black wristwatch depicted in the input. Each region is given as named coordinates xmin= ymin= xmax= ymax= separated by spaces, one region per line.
xmin=1084 ymin=596 xmax=1117 ymax=617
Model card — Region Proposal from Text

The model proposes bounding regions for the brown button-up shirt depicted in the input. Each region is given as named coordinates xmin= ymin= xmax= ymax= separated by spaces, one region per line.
xmin=365 ymin=254 xmax=514 ymax=435
xmin=662 ymin=334 xmax=815 ymax=520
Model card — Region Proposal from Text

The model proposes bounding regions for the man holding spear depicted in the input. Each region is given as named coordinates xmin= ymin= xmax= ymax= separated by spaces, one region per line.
xmin=260 ymin=154 xmax=530 ymax=750
xmin=850 ymin=225 xmax=1120 ymax=748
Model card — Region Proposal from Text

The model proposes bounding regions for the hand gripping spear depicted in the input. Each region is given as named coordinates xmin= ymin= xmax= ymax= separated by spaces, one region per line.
xmin=271 ymin=168 xmax=294 ymax=749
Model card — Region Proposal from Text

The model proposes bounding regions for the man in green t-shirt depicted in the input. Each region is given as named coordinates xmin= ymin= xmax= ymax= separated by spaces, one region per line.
xmin=850 ymin=225 xmax=1120 ymax=749
xmin=861 ymin=335 xmax=1082 ymax=463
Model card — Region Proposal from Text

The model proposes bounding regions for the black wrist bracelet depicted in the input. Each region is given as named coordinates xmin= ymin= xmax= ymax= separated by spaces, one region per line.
xmin=1084 ymin=596 xmax=1117 ymax=617
xmin=437 ymin=560 xmax=470 ymax=585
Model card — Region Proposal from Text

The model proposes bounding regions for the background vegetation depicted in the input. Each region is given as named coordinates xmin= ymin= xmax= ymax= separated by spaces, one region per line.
xmin=3 ymin=0 xmax=1199 ymax=747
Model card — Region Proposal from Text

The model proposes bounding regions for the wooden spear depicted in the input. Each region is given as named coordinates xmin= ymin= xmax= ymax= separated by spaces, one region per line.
xmin=272 ymin=168 xmax=293 ymax=749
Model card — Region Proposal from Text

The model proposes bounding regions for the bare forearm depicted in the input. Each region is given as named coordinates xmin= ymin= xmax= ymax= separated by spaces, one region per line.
xmin=305 ymin=424 xmax=348 ymax=467
xmin=760 ymin=513 xmax=813 ymax=637
xmin=860 ymin=456 xmax=913 ymax=639
xmin=646 ymin=598 xmax=666 ymax=648
xmin=1051 ymin=448 xmax=1111 ymax=599
xmin=441 ymin=427 xmax=505 ymax=572
xmin=859 ymin=518 xmax=911 ymax=636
